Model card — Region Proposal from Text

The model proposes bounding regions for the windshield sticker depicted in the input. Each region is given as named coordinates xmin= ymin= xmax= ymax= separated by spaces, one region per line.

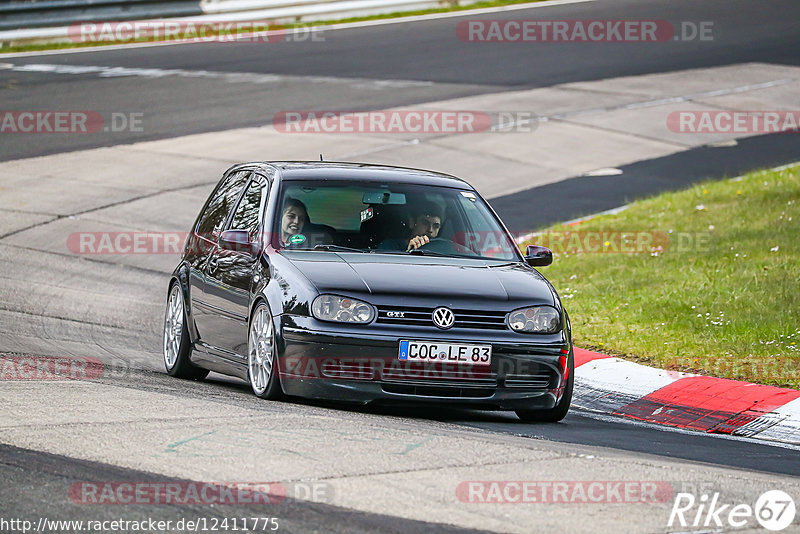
xmin=460 ymin=191 xmax=477 ymax=201
xmin=360 ymin=207 xmax=374 ymax=222
xmin=289 ymin=234 xmax=306 ymax=244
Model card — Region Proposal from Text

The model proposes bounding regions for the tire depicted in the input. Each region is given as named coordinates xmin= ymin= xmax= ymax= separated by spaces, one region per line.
xmin=163 ymin=283 xmax=209 ymax=380
xmin=247 ymin=302 xmax=283 ymax=400
xmin=515 ymin=353 xmax=574 ymax=423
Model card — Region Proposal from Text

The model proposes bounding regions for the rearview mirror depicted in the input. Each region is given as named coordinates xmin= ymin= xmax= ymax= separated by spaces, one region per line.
xmin=362 ymin=192 xmax=407 ymax=205
xmin=525 ymin=245 xmax=552 ymax=266
xmin=220 ymin=229 xmax=259 ymax=256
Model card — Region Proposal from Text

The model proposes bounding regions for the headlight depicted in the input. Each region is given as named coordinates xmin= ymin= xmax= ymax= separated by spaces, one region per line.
xmin=312 ymin=295 xmax=375 ymax=324
xmin=507 ymin=306 xmax=561 ymax=333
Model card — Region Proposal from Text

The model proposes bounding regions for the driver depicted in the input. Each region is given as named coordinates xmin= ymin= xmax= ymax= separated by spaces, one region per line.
xmin=380 ymin=200 xmax=444 ymax=251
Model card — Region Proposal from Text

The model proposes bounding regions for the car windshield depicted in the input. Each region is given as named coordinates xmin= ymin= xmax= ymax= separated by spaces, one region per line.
xmin=273 ymin=180 xmax=521 ymax=261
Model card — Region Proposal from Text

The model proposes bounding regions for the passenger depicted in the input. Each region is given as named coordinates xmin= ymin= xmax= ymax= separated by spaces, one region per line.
xmin=281 ymin=197 xmax=308 ymax=246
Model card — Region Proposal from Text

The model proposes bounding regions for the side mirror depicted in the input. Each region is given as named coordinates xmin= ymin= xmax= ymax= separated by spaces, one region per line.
xmin=220 ymin=229 xmax=259 ymax=256
xmin=525 ymin=245 xmax=552 ymax=267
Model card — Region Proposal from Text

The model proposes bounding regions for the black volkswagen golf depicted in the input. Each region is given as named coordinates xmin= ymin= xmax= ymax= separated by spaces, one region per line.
xmin=164 ymin=162 xmax=573 ymax=421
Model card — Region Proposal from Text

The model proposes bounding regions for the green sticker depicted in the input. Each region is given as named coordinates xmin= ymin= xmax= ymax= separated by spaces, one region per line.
xmin=289 ymin=234 xmax=306 ymax=244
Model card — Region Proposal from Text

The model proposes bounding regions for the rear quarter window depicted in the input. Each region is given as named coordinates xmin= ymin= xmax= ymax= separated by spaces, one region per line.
xmin=196 ymin=170 xmax=251 ymax=240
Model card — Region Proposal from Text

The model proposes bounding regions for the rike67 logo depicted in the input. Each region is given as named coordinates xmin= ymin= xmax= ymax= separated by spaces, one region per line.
xmin=669 ymin=490 xmax=796 ymax=531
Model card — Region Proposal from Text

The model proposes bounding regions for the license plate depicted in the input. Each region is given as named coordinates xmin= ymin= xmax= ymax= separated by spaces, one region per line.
xmin=398 ymin=340 xmax=491 ymax=366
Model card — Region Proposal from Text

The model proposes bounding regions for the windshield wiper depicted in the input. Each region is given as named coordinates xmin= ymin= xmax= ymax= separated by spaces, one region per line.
xmin=313 ymin=244 xmax=367 ymax=253
xmin=406 ymin=249 xmax=451 ymax=257
xmin=372 ymin=248 xmax=454 ymax=257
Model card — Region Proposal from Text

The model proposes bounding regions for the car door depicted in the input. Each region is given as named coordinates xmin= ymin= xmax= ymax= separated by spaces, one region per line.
xmin=189 ymin=169 xmax=251 ymax=346
xmin=203 ymin=172 xmax=269 ymax=358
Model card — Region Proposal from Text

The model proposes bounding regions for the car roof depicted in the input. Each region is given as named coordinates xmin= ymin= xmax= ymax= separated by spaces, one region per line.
xmin=249 ymin=161 xmax=472 ymax=189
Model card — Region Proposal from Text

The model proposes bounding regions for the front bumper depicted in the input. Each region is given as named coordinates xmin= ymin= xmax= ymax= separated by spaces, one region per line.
xmin=277 ymin=316 xmax=570 ymax=410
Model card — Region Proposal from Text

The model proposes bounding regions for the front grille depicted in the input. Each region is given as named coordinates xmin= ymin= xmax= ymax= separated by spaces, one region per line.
xmin=382 ymin=365 xmax=497 ymax=384
xmin=320 ymin=360 xmax=374 ymax=380
xmin=504 ymin=372 xmax=554 ymax=389
xmin=382 ymin=383 xmax=495 ymax=398
xmin=376 ymin=305 xmax=508 ymax=330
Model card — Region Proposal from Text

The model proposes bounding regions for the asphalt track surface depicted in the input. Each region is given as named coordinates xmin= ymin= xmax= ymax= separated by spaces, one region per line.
xmin=2 ymin=367 xmax=798 ymax=529
xmin=2 ymin=0 xmax=800 ymax=531
xmin=1 ymin=0 xmax=800 ymax=160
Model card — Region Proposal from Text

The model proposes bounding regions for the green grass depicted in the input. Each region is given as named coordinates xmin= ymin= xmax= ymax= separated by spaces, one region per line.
xmin=0 ymin=0 xmax=545 ymax=54
xmin=521 ymin=164 xmax=800 ymax=389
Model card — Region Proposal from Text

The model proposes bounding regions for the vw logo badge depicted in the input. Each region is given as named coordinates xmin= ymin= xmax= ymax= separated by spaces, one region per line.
xmin=432 ymin=307 xmax=455 ymax=330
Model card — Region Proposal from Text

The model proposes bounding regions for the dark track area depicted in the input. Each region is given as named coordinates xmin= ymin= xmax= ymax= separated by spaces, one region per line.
xmin=489 ymin=131 xmax=800 ymax=230
xmin=0 ymin=443 xmax=493 ymax=533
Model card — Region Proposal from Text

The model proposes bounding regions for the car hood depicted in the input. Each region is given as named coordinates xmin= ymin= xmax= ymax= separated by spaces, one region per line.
xmin=280 ymin=251 xmax=555 ymax=305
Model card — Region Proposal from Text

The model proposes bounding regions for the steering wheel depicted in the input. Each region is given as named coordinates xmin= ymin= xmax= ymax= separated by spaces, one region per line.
xmin=419 ymin=237 xmax=471 ymax=255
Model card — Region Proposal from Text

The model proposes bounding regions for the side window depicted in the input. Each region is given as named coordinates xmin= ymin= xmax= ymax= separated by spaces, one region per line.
xmin=196 ymin=170 xmax=251 ymax=240
xmin=229 ymin=178 xmax=265 ymax=241
xmin=457 ymin=196 xmax=517 ymax=259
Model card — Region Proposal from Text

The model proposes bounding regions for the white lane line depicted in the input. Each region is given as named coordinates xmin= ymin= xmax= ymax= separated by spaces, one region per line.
xmin=618 ymin=79 xmax=796 ymax=110
xmin=8 ymin=63 xmax=796 ymax=102
xmin=549 ymin=79 xmax=797 ymax=119
xmin=0 ymin=0 xmax=599 ymax=59
xmin=582 ymin=167 xmax=623 ymax=176
xmin=7 ymin=62 xmax=434 ymax=88
xmin=339 ymin=138 xmax=420 ymax=159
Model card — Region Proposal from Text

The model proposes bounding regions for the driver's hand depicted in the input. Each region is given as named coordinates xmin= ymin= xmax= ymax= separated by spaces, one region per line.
xmin=407 ymin=235 xmax=430 ymax=251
